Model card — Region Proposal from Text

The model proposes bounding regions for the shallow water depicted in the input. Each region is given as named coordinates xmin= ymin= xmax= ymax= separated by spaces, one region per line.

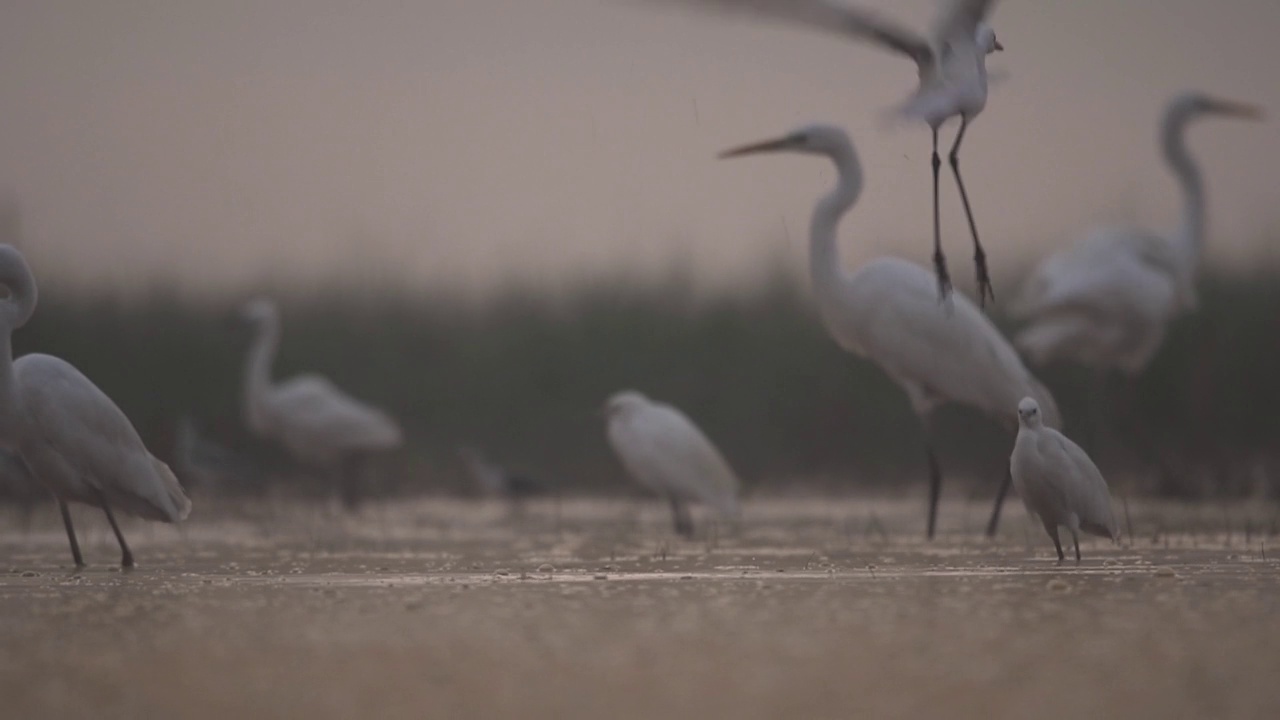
xmin=1 ymin=497 xmax=1277 ymax=719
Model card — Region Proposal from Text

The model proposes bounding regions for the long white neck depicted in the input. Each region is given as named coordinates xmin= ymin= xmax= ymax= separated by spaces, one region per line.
xmin=243 ymin=315 xmax=280 ymax=433
xmin=809 ymin=142 xmax=864 ymax=304
xmin=0 ymin=249 xmax=37 ymax=444
xmin=1160 ymin=110 xmax=1206 ymax=274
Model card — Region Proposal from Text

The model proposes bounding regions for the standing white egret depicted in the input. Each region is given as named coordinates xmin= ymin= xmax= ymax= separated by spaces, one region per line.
xmin=1013 ymin=92 xmax=1262 ymax=375
xmin=1010 ymin=92 xmax=1262 ymax=472
xmin=721 ymin=123 xmax=1057 ymax=538
xmin=647 ymin=0 xmax=1003 ymax=305
xmin=240 ymin=298 xmax=403 ymax=510
xmin=604 ymin=390 xmax=741 ymax=537
xmin=0 ymin=245 xmax=191 ymax=567
xmin=1010 ymin=397 xmax=1118 ymax=562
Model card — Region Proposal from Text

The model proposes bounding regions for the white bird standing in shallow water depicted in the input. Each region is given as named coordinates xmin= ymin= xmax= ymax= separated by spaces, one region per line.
xmin=0 ymin=245 xmax=190 ymax=567
xmin=1010 ymin=92 xmax=1262 ymax=470
xmin=720 ymin=123 xmax=1058 ymax=539
xmin=604 ymin=390 xmax=741 ymax=537
xmin=1013 ymin=92 xmax=1263 ymax=376
xmin=240 ymin=298 xmax=403 ymax=511
xmin=645 ymin=0 xmax=1003 ymax=305
xmin=1010 ymin=397 xmax=1118 ymax=563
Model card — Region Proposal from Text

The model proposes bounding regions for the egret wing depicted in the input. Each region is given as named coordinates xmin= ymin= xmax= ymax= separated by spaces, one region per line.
xmin=932 ymin=0 xmax=997 ymax=42
xmin=1037 ymin=430 xmax=1118 ymax=539
xmin=15 ymin=354 xmax=191 ymax=522
xmin=271 ymin=375 xmax=403 ymax=450
xmin=644 ymin=0 xmax=932 ymax=64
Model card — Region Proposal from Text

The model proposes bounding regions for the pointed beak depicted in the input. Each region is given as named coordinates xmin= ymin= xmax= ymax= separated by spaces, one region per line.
xmin=1209 ymin=99 xmax=1264 ymax=120
xmin=993 ymin=39 xmax=1004 ymax=52
xmin=718 ymin=136 xmax=795 ymax=159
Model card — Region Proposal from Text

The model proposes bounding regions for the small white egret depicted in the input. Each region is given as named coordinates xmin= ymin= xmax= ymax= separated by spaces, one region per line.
xmin=720 ymin=123 xmax=1057 ymax=538
xmin=648 ymin=0 xmax=1003 ymax=305
xmin=604 ymin=390 xmax=741 ymax=537
xmin=1013 ymin=92 xmax=1263 ymax=376
xmin=1010 ymin=397 xmax=1118 ymax=563
xmin=240 ymin=298 xmax=403 ymax=510
xmin=0 ymin=245 xmax=191 ymax=567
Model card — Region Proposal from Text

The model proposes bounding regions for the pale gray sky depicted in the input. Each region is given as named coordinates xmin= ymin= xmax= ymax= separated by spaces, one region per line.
xmin=0 ymin=0 xmax=1276 ymax=297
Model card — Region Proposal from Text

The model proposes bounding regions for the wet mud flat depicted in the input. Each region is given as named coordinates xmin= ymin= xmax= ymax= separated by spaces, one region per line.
xmin=0 ymin=497 xmax=1277 ymax=719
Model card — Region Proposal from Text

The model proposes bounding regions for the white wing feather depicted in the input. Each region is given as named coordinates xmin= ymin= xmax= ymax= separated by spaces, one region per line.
xmin=830 ymin=258 xmax=1060 ymax=429
xmin=266 ymin=374 xmax=403 ymax=462
xmin=14 ymin=354 xmax=191 ymax=522
xmin=1034 ymin=429 xmax=1118 ymax=539
xmin=608 ymin=402 xmax=741 ymax=516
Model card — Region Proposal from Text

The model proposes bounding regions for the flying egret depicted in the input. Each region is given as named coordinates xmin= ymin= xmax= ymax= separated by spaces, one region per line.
xmin=604 ymin=390 xmax=741 ymax=537
xmin=0 ymin=244 xmax=191 ymax=567
xmin=647 ymin=0 xmax=1003 ymax=305
xmin=720 ymin=123 xmax=1058 ymax=538
xmin=240 ymin=298 xmax=403 ymax=510
xmin=1010 ymin=92 xmax=1262 ymax=470
xmin=457 ymin=446 xmax=551 ymax=512
xmin=1010 ymin=397 xmax=1118 ymax=562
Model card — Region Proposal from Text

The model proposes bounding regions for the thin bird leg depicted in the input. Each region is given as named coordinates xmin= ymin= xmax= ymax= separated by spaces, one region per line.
xmin=669 ymin=496 xmax=694 ymax=538
xmin=98 ymin=499 xmax=134 ymax=569
xmin=58 ymin=499 xmax=85 ymax=568
xmin=1045 ymin=522 xmax=1065 ymax=563
xmin=948 ymin=116 xmax=995 ymax=307
xmin=985 ymin=464 xmax=1014 ymax=538
xmin=931 ymin=127 xmax=952 ymax=302
xmin=925 ymin=442 xmax=944 ymax=540
xmin=1071 ymin=529 xmax=1081 ymax=564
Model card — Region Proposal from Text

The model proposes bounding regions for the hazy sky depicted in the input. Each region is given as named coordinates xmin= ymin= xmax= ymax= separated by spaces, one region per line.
xmin=1 ymin=0 xmax=1277 ymax=297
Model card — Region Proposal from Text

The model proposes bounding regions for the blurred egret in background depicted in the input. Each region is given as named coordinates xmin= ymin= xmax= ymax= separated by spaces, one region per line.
xmin=457 ymin=445 xmax=551 ymax=514
xmin=1010 ymin=397 xmax=1118 ymax=563
xmin=720 ymin=123 xmax=1057 ymax=539
xmin=604 ymin=390 xmax=741 ymax=537
xmin=0 ymin=244 xmax=191 ymax=568
xmin=644 ymin=0 xmax=1003 ymax=305
xmin=240 ymin=298 xmax=403 ymax=511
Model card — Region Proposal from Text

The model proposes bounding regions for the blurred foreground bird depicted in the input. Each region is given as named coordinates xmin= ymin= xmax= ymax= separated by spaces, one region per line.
xmin=604 ymin=391 xmax=741 ymax=537
xmin=1010 ymin=397 xmax=1118 ymax=563
xmin=645 ymin=0 xmax=1003 ymax=305
xmin=720 ymin=123 xmax=1057 ymax=538
xmin=457 ymin=446 xmax=551 ymax=512
xmin=1011 ymin=92 xmax=1262 ymax=480
xmin=240 ymin=298 xmax=403 ymax=511
xmin=0 ymin=244 xmax=191 ymax=567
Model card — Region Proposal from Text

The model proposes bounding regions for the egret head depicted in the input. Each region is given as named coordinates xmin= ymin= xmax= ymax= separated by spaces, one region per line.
xmin=0 ymin=244 xmax=37 ymax=330
xmin=976 ymin=22 xmax=1003 ymax=54
xmin=240 ymin=297 xmax=279 ymax=327
xmin=603 ymin=390 xmax=649 ymax=420
xmin=1168 ymin=92 xmax=1264 ymax=124
xmin=718 ymin=124 xmax=852 ymax=161
xmin=1016 ymin=397 xmax=1043 ymax=428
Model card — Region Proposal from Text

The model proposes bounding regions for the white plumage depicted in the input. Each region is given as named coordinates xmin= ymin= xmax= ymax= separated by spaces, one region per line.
xmin=720 ymin=123 xmax=1058 ymax=539
xmin=1012 ymin=92 xmax=1263 ymax=376
xmin=604 ymin=390 xmax=741 ymax=537
xmin=0 ymin=244 xmax=190 ymax=567
xmin=645 ymin=0 xmax=1003 ymax=304
xmin=240 ymin=298 xmax=403 ymax=509
xmin=1010 ymin=397 xmax=1118 ymax=563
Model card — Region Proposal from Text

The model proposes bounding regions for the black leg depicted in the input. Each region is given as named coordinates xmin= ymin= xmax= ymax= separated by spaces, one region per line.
xmin=1045 ymin=523 xmax=1065 ymax=563
xmin=926 ymin=443 xmax=943 ymax=540
xmin=669 ymin=496 xmax=693 ymax=538
xmin=948 ymin=116 xmax=994 ymax=308
xmin=99 ymin=501 xmax=134 ymax=569
xmin=985 ymin=464 xmax=1013 ymax=537
xmin=1072 ymin=530 xmax=1081 ymax=564
xmin=59 ymin=499 xmax=85 ymax=568
xmin=931 ymin=127 xmax=951 ymax=302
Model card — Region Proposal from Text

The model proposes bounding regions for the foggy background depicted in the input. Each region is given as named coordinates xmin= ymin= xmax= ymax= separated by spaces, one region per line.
xmin=0 ymin=0 xmax=1277 ymax=501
